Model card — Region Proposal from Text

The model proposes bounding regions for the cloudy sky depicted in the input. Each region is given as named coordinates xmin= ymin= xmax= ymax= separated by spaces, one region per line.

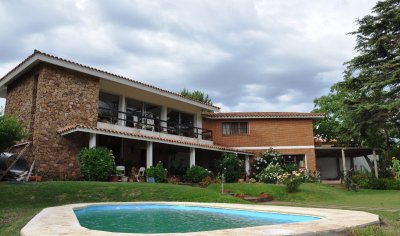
xmin=0 ymin=0 xmax=378 ymax=112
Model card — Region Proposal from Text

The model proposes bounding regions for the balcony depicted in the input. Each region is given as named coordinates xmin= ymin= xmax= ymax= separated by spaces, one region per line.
xmin=97 ymin=107 xmax=213 ymax=142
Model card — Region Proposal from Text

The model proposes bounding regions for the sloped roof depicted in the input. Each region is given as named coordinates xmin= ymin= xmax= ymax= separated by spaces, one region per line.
xmin=203 ymin=112 xmax=325 ymax=119
xmin=57 ymin=124 xmax=254 ymax=155
xmin=0 ymin=50 xmax=219 ymax=111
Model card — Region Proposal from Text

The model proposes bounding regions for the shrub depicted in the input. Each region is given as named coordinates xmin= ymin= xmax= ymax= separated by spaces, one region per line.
xmin=301 ymin=169 xmax=321 ymax=183
xmin=77 ymin=147 xmax=115 ymax=181
xmin=256 ymin=163 xmax=284 ymax=184
xmin=167 ymin=175 xmax=180 ymax=184
xmin=278 ymin=171 xmax=303 ymax=192
xmin=199 ymin=176 xmax=216 ymax=188
xmin=363 ymin=178 xmax=400 ymax=190
xmin=284 ymin=163 xmax=298 ymax=173
xmin=351 ymin=171 xmax=371 ymax=189
xmin=391 ymin=157 xmax=400 ymax=180
xmin=366 ymin=178 xmax=389 ymax=190
xmin=0 ymin=115 xmax=27 ymax=151
xmin=217 ymin=152 xmax=242 ymax=182
xmin=253 ymin=148 xmax=284 ymax=176
xmin=146 ymin=161 xmax=168 ymax=183
xmin=184 ymin=166 xmax=209 ymax=183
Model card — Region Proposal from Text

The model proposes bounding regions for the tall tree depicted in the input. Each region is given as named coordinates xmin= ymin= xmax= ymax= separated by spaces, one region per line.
xmin=180 ymin=88 xmax=213 ymax=106
xmin=314 ymin=0 xmax=400 ymax=155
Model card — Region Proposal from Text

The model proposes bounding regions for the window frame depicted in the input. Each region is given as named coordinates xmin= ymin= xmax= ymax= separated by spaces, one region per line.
xmin=222 ymin=121 xmax=249 ymax=136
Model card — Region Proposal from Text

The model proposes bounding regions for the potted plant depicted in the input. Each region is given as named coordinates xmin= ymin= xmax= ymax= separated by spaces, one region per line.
xmin=121 ymin=176 xmax=128 ymax=182
xmin=109 ymin=175 xmax=118 ymax=182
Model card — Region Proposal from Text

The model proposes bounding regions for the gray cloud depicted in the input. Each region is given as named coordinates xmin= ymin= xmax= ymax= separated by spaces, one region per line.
xmin=0 ymin=0 xmax=378 ymax=112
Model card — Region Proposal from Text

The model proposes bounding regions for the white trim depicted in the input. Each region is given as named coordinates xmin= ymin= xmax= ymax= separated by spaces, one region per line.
xmin=231 ymin=146 xmax=315 ymax=150
xmin=60 ymin=127 xmax=252 ymax=155
xmin=205 ymin=115 xmax=324 ymax=119
xmin=0 ymin=53 xmax=219 ymax=111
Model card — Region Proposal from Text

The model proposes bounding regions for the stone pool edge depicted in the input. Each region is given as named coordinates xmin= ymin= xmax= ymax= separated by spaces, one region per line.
xmin=21 ymin=202 xmax=379 ymax=236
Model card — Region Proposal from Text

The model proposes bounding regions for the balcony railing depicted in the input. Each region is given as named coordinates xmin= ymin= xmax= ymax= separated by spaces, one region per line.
xmin=97 ymin=107 xmax=213 ymax=141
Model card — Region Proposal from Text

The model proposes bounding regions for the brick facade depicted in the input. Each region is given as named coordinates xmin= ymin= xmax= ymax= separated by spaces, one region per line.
xmin=203 ymin=118 xmax=317 ymax=171
xmin=5 ymin=63 xmax=100 ymax=179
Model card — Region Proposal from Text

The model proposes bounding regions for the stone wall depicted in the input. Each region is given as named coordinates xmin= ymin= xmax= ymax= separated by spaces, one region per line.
xmin=31 ymin=64 xmax=100 ymax=179
xmin=4 ymin=67 xmax=41 ymax=162
xmin=5 ymin=63 xmax=100 ymax=179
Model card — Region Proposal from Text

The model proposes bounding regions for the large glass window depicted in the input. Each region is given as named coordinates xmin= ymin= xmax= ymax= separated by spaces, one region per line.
xmin=98 ymin=92 xmax=119 ymax=124
xmin=167 ymin=109 xmax=194 ymax=136
xmin=222 ymin=122 xmax=248 ymax=135
xmin=125 ymin=97 xmax=161 ymax=130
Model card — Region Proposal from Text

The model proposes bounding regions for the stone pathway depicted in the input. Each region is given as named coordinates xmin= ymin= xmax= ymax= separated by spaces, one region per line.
xmin=259 ymin=201 xmax=400 ymax=212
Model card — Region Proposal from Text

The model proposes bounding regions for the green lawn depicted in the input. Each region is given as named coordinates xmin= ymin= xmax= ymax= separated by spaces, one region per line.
xmin=0 ymin=181 xmax=399 ymax=236
xmin=208 ymin=183 xmax=400 ymax=236
xmin=208 ymin=183 xmax=400 ymax=208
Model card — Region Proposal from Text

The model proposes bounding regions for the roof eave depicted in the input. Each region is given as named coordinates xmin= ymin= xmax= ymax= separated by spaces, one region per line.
xmin=0 ymin=53 xmax=220 ymax=112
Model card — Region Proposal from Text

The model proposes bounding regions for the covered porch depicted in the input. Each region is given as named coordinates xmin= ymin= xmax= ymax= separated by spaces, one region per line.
xmin=316 ymin=147 xmax=378 ymax=180
xmin=59 ymin=125 xmax=253 ymax=179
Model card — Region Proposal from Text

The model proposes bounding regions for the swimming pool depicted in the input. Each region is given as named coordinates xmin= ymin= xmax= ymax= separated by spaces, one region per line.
xmin=74 ymin=204 xmax=319 ymax=233
xmin=21 ymin=202 xmax=380 ymax=235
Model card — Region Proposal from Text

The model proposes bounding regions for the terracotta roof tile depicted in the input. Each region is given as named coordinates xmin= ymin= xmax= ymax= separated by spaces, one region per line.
xmin=203 ymin=112 xmax=325 ymax=119
xmin=57 ymin=124 xmax=253 ymax=155
xmin=1 ymin=50 xmax=219 ymax=109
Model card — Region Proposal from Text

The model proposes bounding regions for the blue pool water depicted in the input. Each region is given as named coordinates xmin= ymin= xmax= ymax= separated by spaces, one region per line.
xmin=74 ymin=204 xmax=319 ymax=233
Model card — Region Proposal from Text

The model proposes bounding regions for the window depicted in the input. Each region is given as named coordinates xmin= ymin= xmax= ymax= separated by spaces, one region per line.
xmin=222 ymin=122 xmax=248 ymax=135
xmin=282 ymin=155 xmax=305 ymax=168
xmin=98 ymin=92 xmax=119 ymax=124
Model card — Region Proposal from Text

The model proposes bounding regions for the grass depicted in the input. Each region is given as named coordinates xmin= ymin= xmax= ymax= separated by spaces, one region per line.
xmin=0 ymin=181 xmax=399 ymax=235
xmin=208 ymin=183 xmax=400 ymax=235
xmin=0 ymin=181 xmax=245 ymax=236
xmin=208 ymin=183 xmax=400 ymax=208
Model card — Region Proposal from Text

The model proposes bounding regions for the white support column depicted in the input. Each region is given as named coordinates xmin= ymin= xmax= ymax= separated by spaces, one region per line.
xmin=245 ymin=155 xmax=250 ymax=177
xmin=89 ymin=133 xmax=96 ymax=148
xmin=341 ymin=148 xmax=346 ymax=174
xmin=118 ymin=95 xmax=126 ymax=126
xmin=146 ymin=141 xmax=153 ymax=168
xmin=190 ymin=147 xmax=196 ymax=167
xmin=161 ymin=106 xmax=167 ymax=132
xmin=194 ymin=112 xmax=203 ymax=139
xmin=373 ymin=149 xmax=378 ymax=178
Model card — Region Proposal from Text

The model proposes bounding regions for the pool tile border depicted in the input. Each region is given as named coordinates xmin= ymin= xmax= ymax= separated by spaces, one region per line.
xmin=21 ymin=202 xmax=379 ymax=236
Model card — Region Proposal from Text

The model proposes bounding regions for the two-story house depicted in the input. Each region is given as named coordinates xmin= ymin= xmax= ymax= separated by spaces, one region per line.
xmin=0 ymin=51 xmax=323 ymax=179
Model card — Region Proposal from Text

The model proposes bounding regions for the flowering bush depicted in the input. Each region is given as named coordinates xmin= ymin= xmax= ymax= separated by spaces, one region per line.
xmin=278 ymin=171 xmax=303 ymax=192
xmin=301 ymin=169 xmax=321 ymax=183
xmin=256 ymin=163 xmax=284 ymax=184
xmin=392 ymin=157 xmax=400 ymax=180
xmin=253 ymin=148 xmax=284 ymax=177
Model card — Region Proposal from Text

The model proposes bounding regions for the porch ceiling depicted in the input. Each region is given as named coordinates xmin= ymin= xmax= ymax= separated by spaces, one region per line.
xmin=316 ymin=147 xmax=373 ymax=158
xmin=57 ymin=124 xmax=254 ymax=155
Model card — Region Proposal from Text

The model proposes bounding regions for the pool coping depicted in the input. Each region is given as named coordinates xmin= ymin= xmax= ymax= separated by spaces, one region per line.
xmin=21 ymin=202 xmax=380 ymax=236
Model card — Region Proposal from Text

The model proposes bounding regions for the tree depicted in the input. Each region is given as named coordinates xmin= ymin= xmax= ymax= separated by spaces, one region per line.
xmin=313 ymin=0 xmax=400 ymax=156
xmin=0 ymin=115 xmax=27 ymax=151
xmin=180 ymin=88 xmax=213 ymax=106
